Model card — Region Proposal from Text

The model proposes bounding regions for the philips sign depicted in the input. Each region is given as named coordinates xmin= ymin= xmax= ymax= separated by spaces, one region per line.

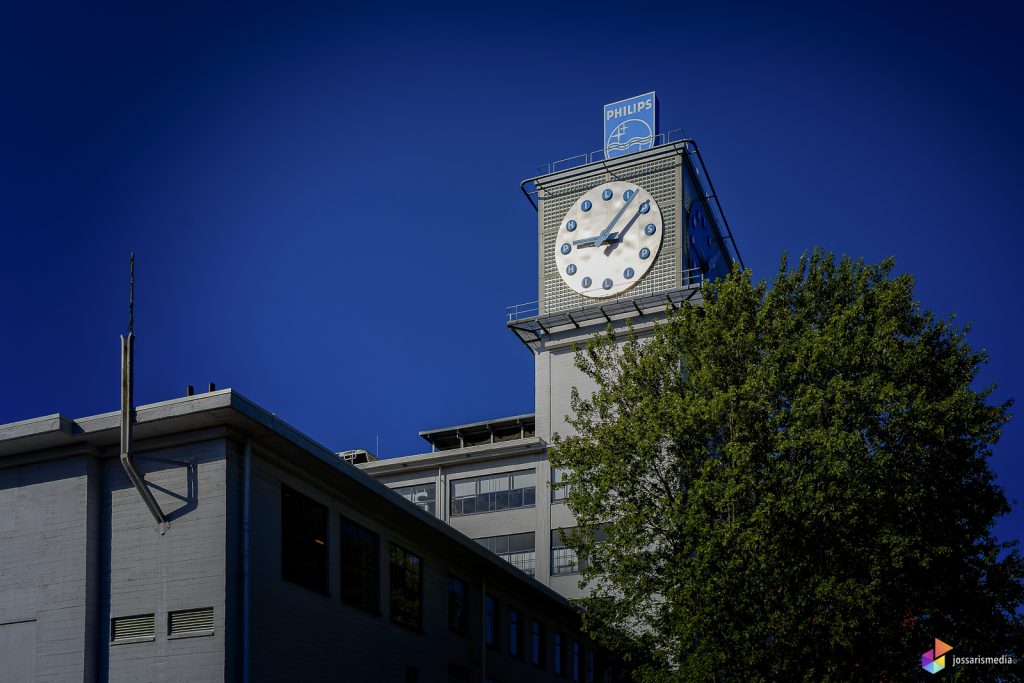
xmin=604 ymin=92 xmax=657 ymax=159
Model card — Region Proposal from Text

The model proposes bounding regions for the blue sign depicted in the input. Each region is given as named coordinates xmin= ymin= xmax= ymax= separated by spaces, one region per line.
xmin=604 ymin=92 xmax=657 ymax=159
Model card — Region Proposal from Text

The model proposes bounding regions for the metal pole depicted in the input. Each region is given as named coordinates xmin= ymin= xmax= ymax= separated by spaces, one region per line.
xmin=119 ymin=253 xmax=167 ymax=531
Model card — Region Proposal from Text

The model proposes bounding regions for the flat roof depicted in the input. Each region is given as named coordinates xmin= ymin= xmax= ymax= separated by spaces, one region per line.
xmin=0 ymin=390 xmax=575 ymax=615
xmin=419 ymin=413 xmax=535 ymax=451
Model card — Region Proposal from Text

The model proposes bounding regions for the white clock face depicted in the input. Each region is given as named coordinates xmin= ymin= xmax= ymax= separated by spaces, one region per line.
xmin=554 ymin=181 xmax=663 ymax=299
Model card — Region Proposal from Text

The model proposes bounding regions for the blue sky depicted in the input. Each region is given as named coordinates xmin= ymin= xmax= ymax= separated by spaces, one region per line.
xmin=2 ymin=1 xmax=1022 ymax=544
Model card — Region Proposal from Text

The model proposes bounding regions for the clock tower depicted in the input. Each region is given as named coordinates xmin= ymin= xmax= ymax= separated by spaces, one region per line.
xmin=509 ymin=104 xmax=741 ymax=444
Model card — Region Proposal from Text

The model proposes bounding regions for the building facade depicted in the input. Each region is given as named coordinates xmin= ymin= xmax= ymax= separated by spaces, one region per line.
xmin=0 ymin=390 xmax=598 ymax=682
xmin=362 ymin=140 xmax=741 ymax=599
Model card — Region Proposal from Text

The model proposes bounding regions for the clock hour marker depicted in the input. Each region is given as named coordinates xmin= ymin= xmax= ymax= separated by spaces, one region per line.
xmin=644 ymin=223 xmax=656 ymax=236
xmin=566 ymin=220 xmax=577 ymax=232
xmin=566 ymin=264 xmax=576 ymax=275
xmin=581 ymin=200 xmax=592 ymax=212
xmin=602 ymin=278 xmax=613 ymax=290
xmin=582 ymin=277 xmax=592 ymax=288
xmin=624 ymin=267 xmax=634 ymax=279
xmin=639 ymin=201 xmax=650 ymax=214
xmin=601 ymin=189 xmax=613 ymax=201
xmin=640 ymin=247 xmax=650 ymax=259
xmin=624 ymin=189 xmax=635 ymax=201
xmin=560 ymin=243 xmax=571 ymax=255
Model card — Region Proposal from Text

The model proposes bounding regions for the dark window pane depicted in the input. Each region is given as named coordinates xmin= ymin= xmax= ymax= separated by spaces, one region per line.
xmin=495 ymin=490 xmax=509 ymax=510
xmin=509 ymin=608 xmax=521 ymax=657
xmin=448 ymin=575 xmax=468 ymax=634
xmin=509 ymin=488 xmax=523 ymax=508
xmin=389 ymin=543 xmax=422 ymax=629
xmin=340 ymin=516 xmax=379 ymax=613
xmin=524 ymin=487 xmax=535 ymax=507
xmin=485 ymin=595 xmax=498 ymax=647
xmin=281 ymin=485 xmax=328 ymax=594
xmin=531 ymin=620 xmax=546 ymax=667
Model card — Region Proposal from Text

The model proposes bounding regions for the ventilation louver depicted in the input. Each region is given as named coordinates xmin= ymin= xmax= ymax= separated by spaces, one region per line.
xmin=169 ymin=607 xmax=214 ymax=635
xmin=111 ymin=614 xmax=155 ymax=642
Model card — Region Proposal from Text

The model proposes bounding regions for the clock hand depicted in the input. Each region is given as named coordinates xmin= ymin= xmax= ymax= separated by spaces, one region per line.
xmin=589 ymin=186 xmax=641 ymax=247
xmin=603 ymin=212 xmax=641 ymax=255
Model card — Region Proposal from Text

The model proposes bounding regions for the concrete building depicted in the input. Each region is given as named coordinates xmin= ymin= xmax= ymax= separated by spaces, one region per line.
xmin=0 ymin=390 xmax=599 ymax=682
xmin=361 ymin=139 xmax=741 ymax=599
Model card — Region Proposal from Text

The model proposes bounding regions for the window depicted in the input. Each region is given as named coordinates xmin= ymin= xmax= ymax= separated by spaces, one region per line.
xmin=554 ymin=632 xmax=565 ymax=676
xmin=476 ymin=532 xmax=536 ymax=575
xmin=485 ymin=594 xmax=498 ymax=648
xmin=551 ymin=466 xmax=570 ymax=503
xmin=340 ymin=516 xmax=379 ymax=613
xmin=448 ymin=575 xmax=468 ymax=634
xmin=531 ymin=619 xmax=546 ymax=667
xmin=551 ymin=527 xmax=608 ymax=576
xmin=508 ymin=607 xmax=522 ymax=658
xmin=450 ymin=470 xmax=536 ymax=516
xmin=395 ymin=483 xmax=436 ymax=516
xmin=389 ymin=543 xmax=422 ymax=629
xmin=281 ymin=485 xmax=328 ymax=593
xmin=572 ymin=641 xmax=581 ymax=682
xmin=586 ymin=650 xmax=595 ymax=683
xmin=551 ymin=528 xmax=578 ymax=576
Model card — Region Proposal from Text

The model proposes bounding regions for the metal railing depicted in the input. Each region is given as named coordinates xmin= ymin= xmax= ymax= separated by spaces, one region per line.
xmin=501 ymin=551 xmax=536 ymax=576
xmin=505 ymin=269 xmax=705 ymax=324
xmin=551 ymin=547 xmax=580 ymax=576
xmin=506 ymin=300 xmax=539 ymax=323
xmin=538 ymin=129 xmax=689 ymax=176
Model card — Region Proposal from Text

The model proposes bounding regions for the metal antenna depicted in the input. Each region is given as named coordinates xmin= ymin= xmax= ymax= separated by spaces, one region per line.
xmin=129 ymin=252 xmax=134 ymax=335
xmin=120 ymin=252 xmax=167 ymax=531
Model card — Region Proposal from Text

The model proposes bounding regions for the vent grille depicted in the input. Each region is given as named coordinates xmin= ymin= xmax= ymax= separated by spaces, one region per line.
xmin=169 ymin=607 xmax=214 ymax=635
xmin=111 ymin=614 xmax=155 ymax=642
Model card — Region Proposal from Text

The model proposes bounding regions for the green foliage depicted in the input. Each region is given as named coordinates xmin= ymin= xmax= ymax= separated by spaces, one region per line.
xmin=550 ymin=251 xmax=1024 ymax=681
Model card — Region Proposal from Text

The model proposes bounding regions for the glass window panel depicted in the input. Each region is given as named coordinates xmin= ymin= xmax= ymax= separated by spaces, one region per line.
xmin=524 ymin=485 xmax=540 ymax=507
xmin=389 ymin=543 xmax=422 ymax=629
xmin=509 ymin=532 xmax=535 ymax=553
xmin=281 ymin=485 xmax=329 ymax=594
xmin=453 ymin=480 xmax=476 ymax=497
xmin=340 ymin=516 xmax=379 ymax=612
xmin=512 ymin=471 xmax=536 ymax=489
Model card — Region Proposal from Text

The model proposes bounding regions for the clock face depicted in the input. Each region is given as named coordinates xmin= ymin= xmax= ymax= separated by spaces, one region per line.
xmin=554 ymin=181 xmax=663 ymax=299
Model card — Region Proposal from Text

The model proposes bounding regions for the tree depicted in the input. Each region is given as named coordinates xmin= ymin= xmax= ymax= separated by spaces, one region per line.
xmin=549 ymin=251 xmax=1024 ymax=681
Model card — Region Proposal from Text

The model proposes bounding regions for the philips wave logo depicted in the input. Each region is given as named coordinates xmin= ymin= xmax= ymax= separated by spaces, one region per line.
xmin=604 ymin=92 xmax=656 ymax=160
xmin=921 ymin=638 xmax=953 ymax=674
xmin=606 ymin=118 xmax=653 ymax=157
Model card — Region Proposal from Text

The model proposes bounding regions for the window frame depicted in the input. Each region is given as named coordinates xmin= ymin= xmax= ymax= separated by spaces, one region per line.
xmin=554 ymin=632 xmax=566 ymax=677
xmin=484 ymin=594 xmax=499 ymax=649
xmin=394 ymin=482 xmax=437 ymax=516
xmin=280 ymin=484 xmax=329 ymax=594
xmin=388 ymin=542 xmax=423 ymax=630
xmin=475 ymin=532 xmax=536 ymax=576
xmin=508 ymin=607 xmax=523 ymax=658
xmin=339 ymin=515 xmax=380 ymax=614
xmin=449 ymin=469 xmax=537 ymax=517
xmin=448 ymin=574 xmax=469 ymax=635
xmin=531 ymin=619 xmax=546 ymax=668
